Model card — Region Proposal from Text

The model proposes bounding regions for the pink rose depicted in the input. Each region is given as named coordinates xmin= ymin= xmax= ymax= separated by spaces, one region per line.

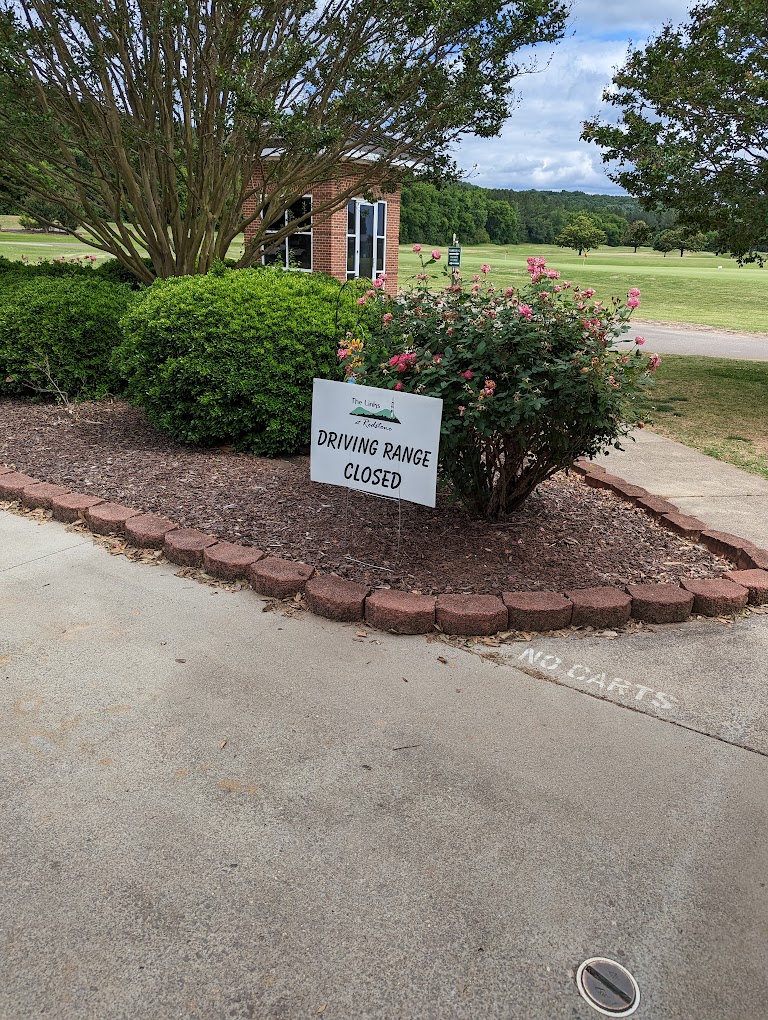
xmin=480 ymin=263 xmax=491 ymax=274
xmin=635 ymin=336 xmax=645 ymax=345
xmin=356 ymin=296 xmax=366 ymax=306
xmin=394 ymin=382 xmax=403 ymax=391
xmin=383 ymin=312 xmax=393 ymax=324
xmin=412 ymin=244 xmax=422 ymax=253
xmin=458 ymin=405 xmax=466 ymax=416
xmin=628 ymin=288 xmax=641 ymax=297
xmin=461 ymin=370 xmax=474 ymax=380
xmin=626 ymin=296 xmax=640 ymax=309
xmin=504 ymin=287 xmax=515 ymax=298
xmin=373 ymin=277 xmax=385 ymax=288
xmin=648 ymin=353 xmax=661 ymax=371
xmin=518 ymin=304 xmax=533 ymax=320
xmin=337 ymin=348 xmax=349 ymax=359
xmin=389 ymin=355 xmax=400 ymax=366
xmin=431 ymin=249 xmax=441 ymax=260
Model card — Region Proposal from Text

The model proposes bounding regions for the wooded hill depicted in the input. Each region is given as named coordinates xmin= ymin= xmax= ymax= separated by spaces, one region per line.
xmin=399 ymin=180 xmax=677 ymax=247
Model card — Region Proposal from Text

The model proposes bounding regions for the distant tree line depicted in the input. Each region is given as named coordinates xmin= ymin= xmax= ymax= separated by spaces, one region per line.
xmin=399 ymin=180 xmax=725 ymax=255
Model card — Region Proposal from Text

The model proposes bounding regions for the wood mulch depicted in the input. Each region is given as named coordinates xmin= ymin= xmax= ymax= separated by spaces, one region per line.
xmin=0 ymin=397 xmax=728 ymax=595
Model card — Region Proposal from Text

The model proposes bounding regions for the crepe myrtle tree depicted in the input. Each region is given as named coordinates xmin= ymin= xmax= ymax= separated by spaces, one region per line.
xmin=0 ymin=0 xmax=567 ymax=283
xmin=582 ymin=0 xmax=768 ymax=264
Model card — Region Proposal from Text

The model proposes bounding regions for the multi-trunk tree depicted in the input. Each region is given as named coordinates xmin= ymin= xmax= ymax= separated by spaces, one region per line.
xmin=0 ymin=0 xmax=567 ymax=281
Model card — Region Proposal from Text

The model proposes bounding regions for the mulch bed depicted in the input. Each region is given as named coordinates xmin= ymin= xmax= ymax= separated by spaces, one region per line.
xmin=0 ymin=397 xmax=728 ymax=595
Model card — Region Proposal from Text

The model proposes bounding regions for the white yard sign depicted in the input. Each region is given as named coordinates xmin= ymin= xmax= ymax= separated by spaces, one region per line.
xmin=310 ymin=379 xmax=443 ymax=507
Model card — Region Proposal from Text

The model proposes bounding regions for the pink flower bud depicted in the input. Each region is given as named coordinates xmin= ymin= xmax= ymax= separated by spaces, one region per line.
xmin=635 ymin=336 xmax=645 ymax=345
xmin=412 ymin=244 xmax=422 ymax=253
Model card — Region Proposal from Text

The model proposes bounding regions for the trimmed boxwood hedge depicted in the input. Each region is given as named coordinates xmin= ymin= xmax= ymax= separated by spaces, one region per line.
xmin=0 ymin=275 xmax=135 ymax=400
xmin=113 ymin=266 xmax=358 ymax=455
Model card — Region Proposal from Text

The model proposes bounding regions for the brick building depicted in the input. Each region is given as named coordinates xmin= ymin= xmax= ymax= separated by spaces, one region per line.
xmin=243 ymin=166 xmax=401 ymax=295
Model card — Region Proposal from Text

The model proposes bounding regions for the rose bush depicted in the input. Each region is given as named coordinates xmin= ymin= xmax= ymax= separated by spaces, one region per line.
xmin=342 ymin=254 xmax=660 ymax=518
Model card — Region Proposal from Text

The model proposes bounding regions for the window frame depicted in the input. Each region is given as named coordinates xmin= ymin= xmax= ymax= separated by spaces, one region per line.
xmin=346 ymin=198 xmax=387 ymax=281
xmin=262 ymin=195 xmax=313 ymax=272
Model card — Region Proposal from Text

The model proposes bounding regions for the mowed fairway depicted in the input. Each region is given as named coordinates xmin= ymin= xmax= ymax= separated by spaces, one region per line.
xmin=398 ymin=243 xmax=768 ymax=333
xmin=0 ymin=216 xmax=246 ymax=264
xmin=2 ymin=217 xmax=766 ymax=332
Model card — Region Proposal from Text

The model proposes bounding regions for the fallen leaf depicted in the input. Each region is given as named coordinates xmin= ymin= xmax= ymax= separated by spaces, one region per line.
xmin=175 ymin=658 xmax=186 ymax=663
xmin=317 ymin=1006 xmax=327 ymax=1015
xmin=355 ymin=630 xmax=368 ymax=638
xmin=220 ymin=739 xmax=228 ymax=749
xmin=437 ymin=655 xmax=448 ymax=664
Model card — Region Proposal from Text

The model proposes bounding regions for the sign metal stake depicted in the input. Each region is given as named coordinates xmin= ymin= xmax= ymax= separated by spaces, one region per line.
xmin=343 ymin=487 xmax=403 ymax=571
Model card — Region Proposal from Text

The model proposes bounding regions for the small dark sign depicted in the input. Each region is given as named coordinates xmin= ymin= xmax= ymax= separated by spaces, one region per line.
xmin=447 ymin=246 xmax=461 ymax=267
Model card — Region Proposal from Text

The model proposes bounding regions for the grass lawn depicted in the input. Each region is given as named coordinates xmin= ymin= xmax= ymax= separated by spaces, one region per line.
xmin=644 ymin=354 xmax=768 ymax=479
xmin=2 ymin=217 xmax=766 ymax=331
xmin=0 ymin=215 xmax=246 ymax=263
xmin=398 ymin=242 xmax=768 ymax=333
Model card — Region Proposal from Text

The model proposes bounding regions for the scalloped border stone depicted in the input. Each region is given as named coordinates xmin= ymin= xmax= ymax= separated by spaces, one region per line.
xmin=3 ymin=458 xmax=767 ymax=638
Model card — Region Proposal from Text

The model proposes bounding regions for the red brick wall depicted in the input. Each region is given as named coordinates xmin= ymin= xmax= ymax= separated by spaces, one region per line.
xmin=245 ymin=167 xmax=401 ymax=295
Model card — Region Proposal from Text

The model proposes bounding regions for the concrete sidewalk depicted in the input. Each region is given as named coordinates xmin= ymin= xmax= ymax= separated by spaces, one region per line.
xmin=594 ymin=428 xmax=768 ymax=549
xmin=1 ymin=508 xmax=768 ymax=1019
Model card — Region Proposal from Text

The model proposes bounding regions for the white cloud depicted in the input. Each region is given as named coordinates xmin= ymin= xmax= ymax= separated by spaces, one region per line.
xmin=451 ymin=0 xmax=692 ymax=192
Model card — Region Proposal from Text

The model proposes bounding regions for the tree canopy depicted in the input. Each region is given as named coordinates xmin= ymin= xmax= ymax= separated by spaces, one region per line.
xmin=0 ymin=0 xmax=567 ymax=280
xmin=581 ymin=0 xmax=768 ymax=263
xmin=554 ymin=214 xmax=606 ymax=256
xmin=399 ymin=182 xmax=521 ymax=245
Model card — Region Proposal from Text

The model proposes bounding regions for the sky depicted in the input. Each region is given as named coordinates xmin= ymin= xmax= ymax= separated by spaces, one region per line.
xmin=454 ymin=0 xmax=693 ymax=194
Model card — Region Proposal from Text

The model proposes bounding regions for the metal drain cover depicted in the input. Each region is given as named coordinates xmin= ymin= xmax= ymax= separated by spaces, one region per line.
xmin=576 ymin=957 xmax=640 ymax=1016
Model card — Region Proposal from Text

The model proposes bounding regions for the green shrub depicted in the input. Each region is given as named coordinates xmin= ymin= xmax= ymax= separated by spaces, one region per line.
xmin=93 ymin=256 xmax=153 ymax=289
xmin=0 ymin=275 xmax=134 ymax=399
xmin=113 ymin=267 xmax=356 ymax=455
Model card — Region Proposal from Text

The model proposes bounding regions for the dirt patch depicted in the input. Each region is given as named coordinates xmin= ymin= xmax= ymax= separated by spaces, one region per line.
xmin=0 ymin=397 xmax=728 ymax=595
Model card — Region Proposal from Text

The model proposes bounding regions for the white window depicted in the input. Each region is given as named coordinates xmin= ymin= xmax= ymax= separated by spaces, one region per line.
xmin=346 ymin=199 xmax=386 ymax=280
xmin=263 ymin=196 xmax=312 ymax=271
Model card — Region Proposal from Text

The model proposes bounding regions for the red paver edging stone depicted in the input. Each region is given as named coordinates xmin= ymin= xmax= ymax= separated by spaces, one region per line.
xmin=722 ymin=569 xmax=768 ymax=605
xmin=436 ymin=593 xmax=508 ymax=636
xmin=51 ymin=492 xmax=105 ymax=523
xmin=661 ymin=513 xmax=707 ymax=541
xmin=164 ymin=528 xmax=218 ymax=566
xmin=365 ymin=590 xmax=436 ymax=634
xmin=22 ymin=481 xmax=69 ymax=510
xmin=305 ymin=575 xmax=370 ymax=622
xmin=203 ymin=542 xmax=265 ymax=581
xmin=636 ymin=495 xmax=681 ymax=520
xmin=0 ymin=472 xmax=37 ymax=499
xmin=125 ymin=513 xmax=178 ymax=549
xmin=626 ymin=583 xmax=694 ymax=624
xmin=699 ymin=529 xmax=756 ymax=562
xmin=572 ymin=458 xmax=606 ymax=476
xmin=503 ymin=591 xmax=573 ymax=631
xmin=583 ymin=472 xmax=623 ymax=492
xmin=249 ymin=556 xmax=314 ymax=598
xmin=681 ymin=578 xmax=749 ymax=616
xmin=567 ymin=586 xmax=632 ymax=628
xmin=606 ymin=480 xmax=651 ymax=504
xmin=2 ymin=457 xmax=765 ymax=637
xmin=742 ymin=546 xmax=768 ymax=571
xmin=86 ymin=501 xmax=141 ymax=536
